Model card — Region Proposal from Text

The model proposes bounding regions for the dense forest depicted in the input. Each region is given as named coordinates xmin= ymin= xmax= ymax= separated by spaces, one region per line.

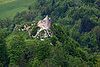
xmin=0 ymin=0 xmax=100 ymax=67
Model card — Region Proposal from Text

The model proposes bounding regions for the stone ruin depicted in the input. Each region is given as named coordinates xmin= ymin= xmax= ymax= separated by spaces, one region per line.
xmin=33 ymin=15 xmax=52 ymax=39
xmin=13 ymin=15 xmax=53 ymax=39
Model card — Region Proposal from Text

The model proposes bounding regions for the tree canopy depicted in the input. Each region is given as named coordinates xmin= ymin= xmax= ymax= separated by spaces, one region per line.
xmin=0 ymin=0 xmax=100 ymax=67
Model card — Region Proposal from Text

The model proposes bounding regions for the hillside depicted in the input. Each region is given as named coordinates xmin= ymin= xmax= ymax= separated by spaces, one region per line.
xmin=0 ymin=0 xmax=100 ymax=67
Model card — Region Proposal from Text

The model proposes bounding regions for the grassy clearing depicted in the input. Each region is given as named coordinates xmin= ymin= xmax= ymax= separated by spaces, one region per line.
xmin=0 ymin=0 xmax=15 ymax=4
xmin=0 ymin=0 xmax=34 ymax=19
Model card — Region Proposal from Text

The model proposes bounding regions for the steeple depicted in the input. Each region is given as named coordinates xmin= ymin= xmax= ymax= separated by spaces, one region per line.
xmin=43 ymin=15 xmax=49 ymax=21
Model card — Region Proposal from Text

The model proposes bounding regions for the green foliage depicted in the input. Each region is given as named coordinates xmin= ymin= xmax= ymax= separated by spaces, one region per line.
xmin=0 ymin=29 xmax=9 ymax=67
xmin=6 ymin=34 xmax=26 ymax=66
xmin=49 ymin=42 xmax=68 ymax=67
xmin=36 ymin=40 xmax=50 ymax=61
xmin=80 ymin=32 xmax=98 ymax=52
xmin=0 ymin=0 xmax=100 ymax=67
xmin=29 ymin=58 xmax=41 ymax=67
xmin=52 ymin=24 xmax=68 ymax=43
xmin=81 ymin=0 xmax=95 ymax=3
xmin=63 ymin=37 xmax=79 ymax=56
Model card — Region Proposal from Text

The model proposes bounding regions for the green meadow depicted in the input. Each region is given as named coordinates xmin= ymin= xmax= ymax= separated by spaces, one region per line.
xmin=0 ymin=0 xmax=34 ymax=19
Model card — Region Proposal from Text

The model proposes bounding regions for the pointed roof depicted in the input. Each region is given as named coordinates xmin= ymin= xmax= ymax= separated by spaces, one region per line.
xmin=43 ymin=15 xmax=49 ymax=21
xmin=42 ymin=15 xmax=52 ymax=23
